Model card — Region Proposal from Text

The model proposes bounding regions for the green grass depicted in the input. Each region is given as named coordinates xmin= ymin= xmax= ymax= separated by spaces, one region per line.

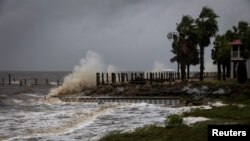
xmin=99 ymin=81 xmax=250 ymax=141
xmin=99 ymin=124 xmax=207 ymax=141
xmin=184 ymin=105 xmax=250 ymax=122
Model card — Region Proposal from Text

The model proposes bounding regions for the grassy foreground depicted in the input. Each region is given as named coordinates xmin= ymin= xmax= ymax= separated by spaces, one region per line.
xmin=99 ymin=81 xmax=250 ymax=141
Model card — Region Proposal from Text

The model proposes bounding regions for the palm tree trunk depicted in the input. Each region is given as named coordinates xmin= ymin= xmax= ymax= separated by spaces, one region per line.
xmin=222 ymin=64 xmax=226 ymax=81
xmin=187 ymin=64 xmax=190 ymax=79
xmin=226 ymin=62 xmax=230 ymax=78
xmin=181 ymin=62 xmax=186 ymax=81
xmin=217 ymin=62 xmax=221 ymax=80
xmin=177 ymin=62 xmax=180 ymax=79
xmin=199 ymin=46 xmax=204 ymax=81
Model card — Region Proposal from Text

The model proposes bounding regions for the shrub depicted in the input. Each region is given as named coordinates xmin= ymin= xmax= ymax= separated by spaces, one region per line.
xmin=165 ymin=114 xmax=183 ymax=127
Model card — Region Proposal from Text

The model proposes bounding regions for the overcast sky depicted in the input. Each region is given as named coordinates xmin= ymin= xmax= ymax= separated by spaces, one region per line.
xmin=0 ymin=0 xmax=250 ymax=71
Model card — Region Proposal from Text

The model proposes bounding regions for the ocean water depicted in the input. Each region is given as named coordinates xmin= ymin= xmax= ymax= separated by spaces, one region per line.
xmin=0 ymin=71 xmax=196 ymax=141
xmin=0 ymin=71 xmax=70 ymax=85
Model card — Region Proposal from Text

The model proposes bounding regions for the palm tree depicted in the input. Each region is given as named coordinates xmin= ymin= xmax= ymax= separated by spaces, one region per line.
xmin=177 ymin=15 xmax=199 ymax=79
xmin=212 ymin=35 xmax=230 ymax=80
xmin=212 ymin=35 xmax=222 ymax=80
xmin=168 ymin=15 xmax=199 ymax=81
xmin=196 ymin=7 xmax=218 ymax=81
xmin=170 ymin=35 xmax=180 ymax=78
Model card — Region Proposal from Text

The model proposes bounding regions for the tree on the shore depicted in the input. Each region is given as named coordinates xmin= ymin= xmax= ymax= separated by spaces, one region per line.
xmin=196 ymin=7 xmax=219 ymax=81
xmin=170 ymin=35 xmax=180 ymax=78
xmin=212 ymin=35 xmax=230 ymax=80
xmin=169 ymin=15 xmax=199 ymax=81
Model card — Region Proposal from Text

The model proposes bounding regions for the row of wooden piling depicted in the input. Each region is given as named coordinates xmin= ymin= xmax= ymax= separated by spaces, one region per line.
xmin=96 ymin=72 xmax=217 ymax=85
xmin=1 ymin=74 xmax=60 ymax=86
xmin=96 ymin=72 xmax=180 ymax=85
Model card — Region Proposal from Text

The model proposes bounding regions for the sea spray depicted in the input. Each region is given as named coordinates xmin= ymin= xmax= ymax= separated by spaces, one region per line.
xmin=151 ymin=61 xmax=174 ymax=72
xmin=48 ymin=50 xmax=104 ymax=97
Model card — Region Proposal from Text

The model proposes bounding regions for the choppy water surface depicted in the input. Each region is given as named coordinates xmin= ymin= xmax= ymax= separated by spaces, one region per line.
xmin=0 ymin=85 xmax=191 ymax=141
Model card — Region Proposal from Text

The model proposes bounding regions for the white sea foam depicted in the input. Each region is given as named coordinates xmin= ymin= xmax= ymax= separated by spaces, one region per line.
xmin=0 ymin=101 xmax=215 ymax=141
xmin=183 ymin=117 xmax=210 ymax=125
xmin=48 ymin=50 xmax=104 ymax=97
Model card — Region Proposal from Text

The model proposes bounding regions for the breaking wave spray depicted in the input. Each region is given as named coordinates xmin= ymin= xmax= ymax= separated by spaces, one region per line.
xmin=48 ymin=50 xmax=105 ymax=97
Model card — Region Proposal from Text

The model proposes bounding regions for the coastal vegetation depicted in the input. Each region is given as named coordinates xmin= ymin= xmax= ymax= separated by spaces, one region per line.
xmin=169 ymin=6 xmax=218 ymax=81
xmin=99 ymin=6 xmax=250 ymax=141
xmin=99 ymin=84 xmax=250 ymax=141
xmin=169 ymin=6 xmax=250 ymax=82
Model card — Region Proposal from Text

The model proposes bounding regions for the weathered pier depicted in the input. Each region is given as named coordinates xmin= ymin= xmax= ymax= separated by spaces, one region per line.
xmin=96 ymin=71 xmax=217 ymax=85
xmin=1 ymin=73 xmax=61 ymax=86
xmin=59 ymin=96 xmax=181 ymax=105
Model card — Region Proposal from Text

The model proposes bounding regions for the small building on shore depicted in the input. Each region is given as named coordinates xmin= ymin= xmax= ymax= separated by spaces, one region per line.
xmin=230 ymin=39 xmax=250 ymax=79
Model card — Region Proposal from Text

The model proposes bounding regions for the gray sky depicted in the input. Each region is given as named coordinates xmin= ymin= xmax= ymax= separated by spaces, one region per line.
xmin=0 ymin=0 xmax=250 ymax=71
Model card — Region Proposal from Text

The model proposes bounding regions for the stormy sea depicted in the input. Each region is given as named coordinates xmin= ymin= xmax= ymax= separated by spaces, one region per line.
xmin=0 ymin=71 xmax=193 ymax=141
xmin=0 ymin=52 xmax=205 ymax=141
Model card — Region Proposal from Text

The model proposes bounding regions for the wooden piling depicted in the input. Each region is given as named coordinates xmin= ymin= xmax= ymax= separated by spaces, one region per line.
xmin=46 ymin=79 xmax=48 ymax=85
xmin=20 ymin=80 xmax=22 ymax=86
xmin=96 ymin=73 xmax=100 ymax=86
xmin=57 ymin=80 xmax=59 ymax=85
xmin=161 ymin=73 xmax=163 ymax=83
xmin=111 ymin=73 xmax=116 ymax=84
xmin=101 ymin=73 xmax=104 ymax=84
xmin=8 ymin=74 xmax=11 ymax=85
xmin=24 ymin=78 xmax=27 ymax=85
xmin=118 ymin=73 xmax=121 ymax=82
xmin=131 ymin=73 xmax=134 ymax=81
xmin=150 ymin=72 xmax=153 ymax=84
xmin=125 ymin=73 xmax=128 ymax=82
xmin=121 ymin=73 xmax=124 ymax=83
xmin=35 ymin=79 xmax=37 ymax=85
xmin=106 ymin=73 xmax=109 ymax=84
xmin=140 ymin=73 xmax=143 ymax=83
xmin=2 ymin=78 xmax=4 ymax=85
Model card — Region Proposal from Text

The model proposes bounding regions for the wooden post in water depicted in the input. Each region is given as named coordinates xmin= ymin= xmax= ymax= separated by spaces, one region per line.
xmin=46 ymin=79 xmax=48 ymax=85
xmin=24 ymin=78 xmax=27 ymax=85
xmin=8 ymin=74 xmax=11 ymax=85
xmin=140 ymin=73 xmax=143 ymax=83
xmin=150 ymin=72 xmax=153 ymax=84
xmin=161 ymin=73 xmax=163 ymax=83
xmin=146 ymin=72 xmax=148 ymax=80
xmin=131 ymin=73 xmax=134 ymax=81
xmin=125 ymin=73 xmax=128 ymax=82
xmin=118 ymin=73 xmax=121 ymax=82
xmin=20 ymin=80 xmax=22 ymax=86
xmin=121 ymin=73 xmax=124 ymax=84
xmin=166 ymin=72 xmax=169 ymax=81
xmin=101 ymin=73 xmax=104 ymax=84
xmin=2 ymin=78 xmax=4 ymax=85
xmin=35 ymin=79 xmax=37 ymax=85
xmin=57 ymin=80 xmax=59 ymax=85
xmin=96 ymin=73 xmax=100 ymax=86
xmin=111 ymin=73 xmax=116 ymax=84
xmin=106 ymin=73 xmax=109 ymax=84
xmin=13 ymin=78 xmax=15 ymax=82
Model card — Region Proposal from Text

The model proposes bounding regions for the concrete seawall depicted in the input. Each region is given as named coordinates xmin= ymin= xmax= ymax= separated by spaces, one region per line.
xmin=59 ymin=96 xmax=180 ymax=105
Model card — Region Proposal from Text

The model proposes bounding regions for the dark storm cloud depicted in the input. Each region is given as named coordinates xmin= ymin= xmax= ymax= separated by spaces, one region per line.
xmin=0 ymin=0 xmax=250 ymax=71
